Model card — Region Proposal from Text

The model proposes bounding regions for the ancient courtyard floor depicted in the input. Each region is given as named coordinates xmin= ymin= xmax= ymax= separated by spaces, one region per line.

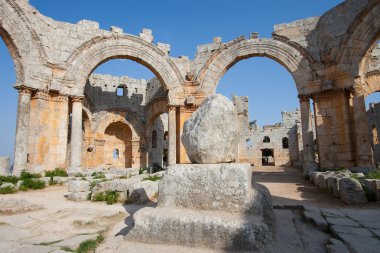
xmin=0 ymin=166 xmax=379 ymax=253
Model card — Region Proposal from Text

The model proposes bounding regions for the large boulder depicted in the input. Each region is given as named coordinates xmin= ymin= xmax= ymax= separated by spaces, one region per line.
xmin=181 ymin=94 xmax=239 ymax=164
xmin=339 ymin=178 xmax=367 ymax=205
xmin=129 ymin=180 xmax=159 ymax=204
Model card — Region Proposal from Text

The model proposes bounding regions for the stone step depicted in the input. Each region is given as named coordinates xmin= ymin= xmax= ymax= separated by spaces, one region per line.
xmin=125 ymin=207 xmax=271 ymax=251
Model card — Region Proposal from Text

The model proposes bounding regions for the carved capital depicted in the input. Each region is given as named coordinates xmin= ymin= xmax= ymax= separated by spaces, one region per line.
xmin=71 ymin=96 xmax=84 ymax=103
xmin=167 ymin=104 xmax=178 ymax=111
xmin=32 ymin=90 xmax=50 ymax=100
xmin=298 ymin=95 xmax=310 ymax=103
xmin=16 ymin=85 xmax=34 ymax=95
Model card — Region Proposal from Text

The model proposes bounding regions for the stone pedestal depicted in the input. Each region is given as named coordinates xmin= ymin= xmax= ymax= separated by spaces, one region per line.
xmin=126 ymin=163 xmax=273 ymax=251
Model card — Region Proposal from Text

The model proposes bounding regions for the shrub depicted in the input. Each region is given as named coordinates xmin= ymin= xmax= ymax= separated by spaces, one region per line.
xmin=91 ymin=172 xmax=105 ymax=179
xmin=139 ymin=168 xmax=147 ymax=175
xmin=20 ymin=170 xmax=41 ymax=180
xmin=45 ymin=168 xmax=67 ymax=178
xmin=92 ymin=190 xmax=119 ymax=205
xmin=77 ymin=234 xmax=104 ymax=253
xmin=20 ymin=178 xmax=46 ymax=190
xmin=0 ymin=186 xmax=17 ymax=194
xmin=0 ymin=175 xmax=19 ymax=185
xmin=142 ymin=175 xmax=162 ymax=182
xmin=365 ymin=170 xmax=380 ymax=180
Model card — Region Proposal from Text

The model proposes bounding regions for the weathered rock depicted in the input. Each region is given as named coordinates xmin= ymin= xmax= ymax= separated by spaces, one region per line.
xmin=0 ymin=198 xmax=43 ymax=214
xmin=128 ymin=180 xmax=159 ymax=204
xmin=52 ymin=176 xmax=68 ymax=184
xmin=68 ymin=180 xmax=90 ymax=192
xmin=181 ymin=94 xmax=239 ymax=164
xmin=360 ymin=179 xmax=380 ymax=201
xmin=317 ymin=172 xmax=334 ymax=190
xmin=0 ymin=182 xmax=16 ymax=189
xmin=91 ymin=177 xmax=141 ymax=197
xmin=67 ymin=191 xmax=91 ymax=201
xmin=127 ymin=164 xmax=273 ymax=250
xmin=126 ymin=207 xmax=271 ymax=251
xmin=339 ymin=178 xmax=367 ymax=205
xmin=158 ymin=163 xmax=272 ymax=217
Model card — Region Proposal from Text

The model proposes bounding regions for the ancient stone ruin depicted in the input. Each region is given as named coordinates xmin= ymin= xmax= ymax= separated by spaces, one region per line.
xmin=126 ymin=95 xmax=274 ymax=250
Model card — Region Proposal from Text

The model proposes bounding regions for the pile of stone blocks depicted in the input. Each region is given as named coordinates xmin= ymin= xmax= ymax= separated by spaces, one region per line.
xmin=67 ymin=170 xmax=163 ymax=203
xmin=309 ymin=170 xmax=379 ymax=204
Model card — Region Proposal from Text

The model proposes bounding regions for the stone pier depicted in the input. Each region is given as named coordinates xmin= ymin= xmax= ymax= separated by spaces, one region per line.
xmin=70 ymin=96 xmax=84 ymax=170
xmin=13 ymin=86 xmax=32 ymax=176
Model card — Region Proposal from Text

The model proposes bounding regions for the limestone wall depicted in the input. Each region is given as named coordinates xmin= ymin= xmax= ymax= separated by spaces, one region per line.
xmin=233 ymin=95 xmax=315 ymax=167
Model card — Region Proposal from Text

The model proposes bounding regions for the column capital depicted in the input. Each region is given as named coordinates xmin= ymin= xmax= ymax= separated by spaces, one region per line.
xmin=16 ymin=85 xmax=34 ymax=95
xmin=167 ymin=104 xmax=178 ymax=111
xmin=298 ymin=95 xmax=310 ymax=103
xmin=70 ymin=96 xmax=84 ymax=103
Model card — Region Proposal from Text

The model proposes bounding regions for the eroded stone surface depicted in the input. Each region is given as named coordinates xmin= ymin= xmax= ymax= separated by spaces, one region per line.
xmin=181 ymin=94 xmax=239 ymax=164
xmin=158 ymin=163 xmax=272 ymax=217
xmin=0 ymin=198 xmax=43 ymax=215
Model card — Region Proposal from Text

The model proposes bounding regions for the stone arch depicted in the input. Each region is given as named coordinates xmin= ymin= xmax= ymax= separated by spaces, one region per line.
xmin=146 ymin=98 xmax=169 ymax=132
xmin=0 ymin=0 xmax=46 ymax=87
xmin=337 ymin=1 xmax=380 ymax=80
xmin=95 ymin=111 xmax=142 ymax=140
xmin=63 ymin=35 xmax=185 ymax=102
xmin=196 ymin=38 xmax=314 ymax=96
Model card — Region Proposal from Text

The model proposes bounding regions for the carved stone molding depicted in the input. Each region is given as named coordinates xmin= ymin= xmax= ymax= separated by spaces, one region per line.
xmin=298 ymin=95 xmax=310 ymax=103
xmin=32 ymin=90 xmax=50 ymax=100
xmin=179 ymin=105 xmax=198 ymax=113
xmin=16 ymin=85 xmax=34 ymax=95
xmin=71 ymin=96 xmax=84 ymax=103
xmin=168 ymin=104 xmax=178 ymax=111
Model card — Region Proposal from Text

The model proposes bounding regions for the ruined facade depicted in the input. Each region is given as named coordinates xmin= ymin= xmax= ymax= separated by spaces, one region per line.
xmin=1 ymin=0 xmax=380 ymax=175
xmin=234 ymin=96 xmax=315 ymax=167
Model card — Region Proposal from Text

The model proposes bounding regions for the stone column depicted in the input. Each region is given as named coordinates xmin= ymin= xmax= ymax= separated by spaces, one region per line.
xmin=299 ymin=95 xmax=318 ymax=176
xmin=13 ymin=86 xmax=33 ymax=176
xmin=176 ymin=105 xmax=197 ymax=164
xmin=70 ymin=96 xmax=84 ymax=169
xmin=351 ymin=88 xmax=374 ymax=167
xmin=168 ymin=105 xmax=177 ymax=166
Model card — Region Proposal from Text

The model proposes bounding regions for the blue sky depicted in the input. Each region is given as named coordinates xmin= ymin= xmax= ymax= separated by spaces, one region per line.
xmin=3 ymin=0 xmax=378 ymax=160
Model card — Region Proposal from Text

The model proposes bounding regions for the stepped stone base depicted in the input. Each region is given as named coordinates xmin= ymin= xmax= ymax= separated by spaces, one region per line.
xmin=126 ymin=207 xmax=271 ymax=251
xmin=125 ymin=164 xmax=273 ymax=250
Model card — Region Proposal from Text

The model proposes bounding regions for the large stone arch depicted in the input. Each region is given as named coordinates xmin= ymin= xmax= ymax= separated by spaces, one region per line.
xmin=63 ymin=35 xmax=185 ymax=103
xmin=0 ymin=0 xmax=45 ymax=87
xmin=336 ymin=1 xmax=380 ymax=80
xmin=196 ymin=38 xmax=314 ymax=96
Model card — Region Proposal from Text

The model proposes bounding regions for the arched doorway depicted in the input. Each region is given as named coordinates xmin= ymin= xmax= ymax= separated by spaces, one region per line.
xmin=104 ymin=122 xmax=133 ymax=168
